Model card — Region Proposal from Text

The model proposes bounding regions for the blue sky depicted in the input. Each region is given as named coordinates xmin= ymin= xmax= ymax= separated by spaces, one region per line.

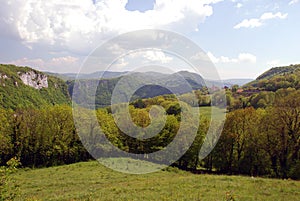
xmin=125 ymin=0 xmax=155 ymax=12
xmin=0 ymin=0 xmax=299 ymax=79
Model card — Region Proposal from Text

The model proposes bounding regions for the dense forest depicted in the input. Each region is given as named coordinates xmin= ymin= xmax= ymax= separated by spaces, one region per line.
xmin=0 ymin=64 xmax=300 ymax=180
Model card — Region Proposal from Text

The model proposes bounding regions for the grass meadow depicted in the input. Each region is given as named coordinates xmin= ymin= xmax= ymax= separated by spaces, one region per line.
xmin=6 ymin=160 xmax=300 ymax=201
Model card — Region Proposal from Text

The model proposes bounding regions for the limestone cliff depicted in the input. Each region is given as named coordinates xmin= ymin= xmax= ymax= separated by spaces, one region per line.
xmin=19 ymin=71 xmax=48 ymax=89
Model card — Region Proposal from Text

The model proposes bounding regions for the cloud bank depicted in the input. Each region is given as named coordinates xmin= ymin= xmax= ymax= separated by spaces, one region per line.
xmin=1 ymin=0 xmax=223 ymax=55
xmin=234 ymin=12 xmax=288 ymax=29
xmin=207 ymin=52 xmax=257 ymax=64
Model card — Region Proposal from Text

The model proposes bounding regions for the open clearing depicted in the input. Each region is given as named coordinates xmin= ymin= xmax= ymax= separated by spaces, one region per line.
xmin=6 ymin=161 xmax=300 ymax=201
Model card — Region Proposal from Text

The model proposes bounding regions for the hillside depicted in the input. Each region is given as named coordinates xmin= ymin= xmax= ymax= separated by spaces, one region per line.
xmin=0 ymin=64 xmax=71 ymax=109
xmin=0 ymin=64 xmax=208 ymax=109
xmin=257 ymin=64 xmax=300 ymax=80
xmin=5 ymin=160 xmax=300 ymax=200
xmin=69 ymin=71 xmax=205 ymax=108
xmin=245 ymin=64 xmax=300 ymax=91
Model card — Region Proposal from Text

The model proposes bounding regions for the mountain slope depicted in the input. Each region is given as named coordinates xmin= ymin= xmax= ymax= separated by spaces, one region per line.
xmin=0 ymin=65 xmax=207 ymax=109
xmin=0 ymin=64 xmax=71 ymax=109
xmin=69 ymin=71 xmax=205 ymax=108
xmin=256 ymin=64 xmax=300 ymax=80
xmin=245 ymin=64 xmax=300 ymax=91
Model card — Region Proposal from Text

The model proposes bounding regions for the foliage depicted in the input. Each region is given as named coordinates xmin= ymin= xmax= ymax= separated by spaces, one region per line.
xmin=1 ymin=63 xmax=300 ymax=182
xmin=0 ymin=157 xmax=21 ymax=201
xmin=0 ymin=105 xmax=91 ymax=167
xmin=245 ymin=64 xmax=300 ymax=91
xmin=209 ymin=90 xmax=300 ymax=179
xmin=1 ymin=88 xmax=300 ymax=179
xmin=260 ymin=91 xmax=300 ymax=178
xmin=68 ymin=71 xmax=205 ymax=108
xmin=0 ymin=64 xmax=70 ymax=110
xmin=256 ymin=64 xmax=300 ymax=80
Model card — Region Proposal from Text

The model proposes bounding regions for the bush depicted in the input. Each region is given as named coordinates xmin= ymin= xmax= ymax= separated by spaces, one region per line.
xmin=288 ymin=161 xmax=300 ymax=180
xmin=0 ymin=157 xmax=21 ymax=201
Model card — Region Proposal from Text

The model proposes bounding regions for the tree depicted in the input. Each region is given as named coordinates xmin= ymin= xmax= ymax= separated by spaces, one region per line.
xmin=0 ymin=108 xmax=13 ymax=165
xmin=264 ymin=91 xmax=300 ymax=178
xmin=212 ymin=107 xmax=264 ymax=175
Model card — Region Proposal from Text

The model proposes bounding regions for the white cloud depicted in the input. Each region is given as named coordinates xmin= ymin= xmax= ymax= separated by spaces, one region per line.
xmin=208 ymin=52 xmax=256 ymax=64
xmin=50 ymin=56 xmax=79 ymax=67
xmin=267 ymin=60 xmax=280 ymax=66
xmin=238 ymin=53 xmax=257 ymax=63
xmin=191 ymin=52 xmax=211 ymax=62
xmin=206 ymin=52 xmax=218 ymax=63
xmin=142 ymin=50 xmax=173 ymax=64
xmin=108 ymin=49 xmax=174 ymax=71
xmin=234 ymin=19 xmax=262 ymax=29
xmin=236 ymin=3 xmax=243 ymax=8
xmin=114 ymin=57 xmax=129 ymax=68
xmin=8 ymin=58 xmax=45 ymax=69
xmin=7 ymin=56 xmax=79 ymax=72
xmin=260 ymin=12 xmax=288 ymax=20
xmin=234 ymin=12 xmax=288 ymax=29
xmin=126 ymin=50 xmax=173 ymax=64
xmin=0 ymin=0 xmax=223 ymax=55
xmin=289 ymin=0 xmax=299 ymax=5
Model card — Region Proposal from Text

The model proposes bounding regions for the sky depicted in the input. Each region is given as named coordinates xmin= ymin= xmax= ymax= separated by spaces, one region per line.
xmin=0 ymin=0 xmax=299 ymax=79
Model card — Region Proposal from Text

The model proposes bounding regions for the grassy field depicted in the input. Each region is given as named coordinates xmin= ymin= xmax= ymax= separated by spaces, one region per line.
xmin=5 ymin=160 xmax=300 ymax=201
xmin=198 ymin=106 xmax=226 ymax=121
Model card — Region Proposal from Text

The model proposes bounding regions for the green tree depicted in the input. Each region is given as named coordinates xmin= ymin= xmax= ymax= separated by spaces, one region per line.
xmin=213 ymin=107 xmax=263 ymax=175
xmin=263 ymin=91 xmax=300 ymax=178
xmin=0 ymin=108 xmax=13 ymax=165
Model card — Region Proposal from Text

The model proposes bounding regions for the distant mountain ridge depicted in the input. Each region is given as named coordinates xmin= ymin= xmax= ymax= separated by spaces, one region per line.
xmin=45 ymin=71 xmax=129 ymax=80
xmin=222 ymin=79 xmax=254 ymax=87
xmin=69 ymin=70 xmax=206 ymax=108
xmin=2 ymin=63 xmax=282 ymax=110
xmin=48 ymin=70 xmax=252 ymax=87
xmin=0 ymin=64 xmax=210 ymax=109
xmin=207 ymin=78 xmax=253 ymax=88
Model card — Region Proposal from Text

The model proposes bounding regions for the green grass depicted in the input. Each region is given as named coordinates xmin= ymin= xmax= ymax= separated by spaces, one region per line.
xmin=6 ymin=160 xmax=300 ymax=201
xmin=199 ymin=106 xmax=226 ymax=120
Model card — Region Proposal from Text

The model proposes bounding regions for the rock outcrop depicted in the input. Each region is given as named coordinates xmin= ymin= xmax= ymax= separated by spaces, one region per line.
xmin=0 ymin=73 xmax=8 ymax=79
xmin=19 ymin=71 xmax=48 ymax=89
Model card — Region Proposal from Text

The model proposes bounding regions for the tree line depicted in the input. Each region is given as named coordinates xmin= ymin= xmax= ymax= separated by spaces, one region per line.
xmin=0 ymin=90 xmax=299 ymax=179
xmin=0 ymin=105 xmax=90 ymax=167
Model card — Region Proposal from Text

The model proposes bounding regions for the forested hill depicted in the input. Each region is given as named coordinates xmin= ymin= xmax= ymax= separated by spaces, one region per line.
xmin=0 ymin=64 xmax=206 ymax=109
xmin=257 ymin=64 xmax=300 ymax=80
xmin=68 ymin=71 xmax=206 ymax=108
xmin=0 ymin=64 xmax=70 ymax=110
xmin=245 ymin=64 xmax=300 ymax=91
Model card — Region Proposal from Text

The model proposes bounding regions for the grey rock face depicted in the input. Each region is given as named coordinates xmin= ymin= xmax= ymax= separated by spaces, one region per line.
xmin=0 ymin=73 xmax=9 ymax=79
xmin=19 ymin=71 xmax=48 ymax=89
